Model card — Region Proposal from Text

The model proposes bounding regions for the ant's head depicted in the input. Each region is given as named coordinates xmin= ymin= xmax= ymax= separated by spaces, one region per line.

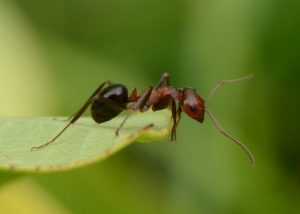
xmin=181 ymin=87 xmax=205 ymax=123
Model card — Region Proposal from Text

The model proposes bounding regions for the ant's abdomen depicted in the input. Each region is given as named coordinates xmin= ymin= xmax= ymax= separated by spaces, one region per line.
xmin=91 ymin=100 xmax=123 ymax=123
xmin=91 ymin=84 xmax=128 ymax=123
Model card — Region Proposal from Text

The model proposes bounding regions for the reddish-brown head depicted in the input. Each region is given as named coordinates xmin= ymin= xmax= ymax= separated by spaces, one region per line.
xmin=181 ymin=87 xmax=205 ymax=123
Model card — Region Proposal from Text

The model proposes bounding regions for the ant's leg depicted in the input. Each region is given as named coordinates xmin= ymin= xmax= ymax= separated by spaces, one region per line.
xmin=206 ymin=74 xmax=253 ymax=102
xmin=170 ymin=103 xmax=183 ymax=141
xmin=31 ymin=81 xmax=111 ymax=151
xmin=156 ymin=73 xmax=170 ymax=88
xmin=170 ymin=101 xmax=177 ymax=141
xmin=173 ymin=105 xmax=182 ymax=140
xmin=63 ymin=80 xmax=113 ymax=122
xmin=115 ymin=87 xmax=153 ymax=135
xmin=59 ymin=81 xmax=112 ymax=127
xmin=177 ymin=105 xmax=182 ymax=125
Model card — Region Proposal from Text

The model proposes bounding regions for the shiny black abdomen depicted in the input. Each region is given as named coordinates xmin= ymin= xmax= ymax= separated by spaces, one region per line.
xmin=91 ymin=84 xmax=128 ymax=123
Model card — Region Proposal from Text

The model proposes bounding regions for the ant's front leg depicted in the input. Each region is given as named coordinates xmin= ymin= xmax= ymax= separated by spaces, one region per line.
xmin=170 ymin=104 xmax=182 ymax=141
xmin=31 ymin=80 xmax=112 ymax=151
xmin=156 ymin=72 xmax=170 ymax=88
xmin=115 ymin=87 xmax=153 ymax=135
xmin=170 ymin=101 xmax=177 ymax=141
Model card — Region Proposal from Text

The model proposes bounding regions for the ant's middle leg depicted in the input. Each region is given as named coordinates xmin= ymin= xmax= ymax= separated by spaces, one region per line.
xmin=115 ymin=86 xmax=153 ymax=135
xmin=156 ymin=73 xmax=170 ymax=88
xmin=31 ymin=80 xmax=112 ymax=151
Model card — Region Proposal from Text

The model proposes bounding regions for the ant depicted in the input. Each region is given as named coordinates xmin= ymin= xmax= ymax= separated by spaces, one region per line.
xmin=32 ymin=73 xmax=255 ymax=166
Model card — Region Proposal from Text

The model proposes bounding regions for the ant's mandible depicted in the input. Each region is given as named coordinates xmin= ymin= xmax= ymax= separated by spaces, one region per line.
xmin=32 ymin=73 xmax=255 ymax=166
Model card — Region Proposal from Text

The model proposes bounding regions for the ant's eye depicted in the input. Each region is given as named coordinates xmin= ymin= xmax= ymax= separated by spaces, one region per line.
xmin=189 ymin=105 xmax=196 ymax=112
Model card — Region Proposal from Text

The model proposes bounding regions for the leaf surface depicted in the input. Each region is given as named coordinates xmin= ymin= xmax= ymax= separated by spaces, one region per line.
xmin=0 ymin=110 xmax=171 ymax=172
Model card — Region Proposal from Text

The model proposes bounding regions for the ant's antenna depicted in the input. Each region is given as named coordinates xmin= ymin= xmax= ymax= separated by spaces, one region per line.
xmin=204 ymin=74 xmax=255 ymax=166
xmin=204 ymin=108 xmax=255 ymax=166
xmin=206 ymin=74 xmax=253 ymax=102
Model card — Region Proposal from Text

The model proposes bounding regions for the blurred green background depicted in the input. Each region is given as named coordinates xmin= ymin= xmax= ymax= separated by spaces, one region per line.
xmin=0 ymin=0 xmax=299 ymax=213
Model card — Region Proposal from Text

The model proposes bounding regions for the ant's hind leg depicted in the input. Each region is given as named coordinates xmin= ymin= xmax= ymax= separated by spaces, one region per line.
xmin=57 ymin=80 xmax=114 ymax=123
xmin=31 ymin=80 xmax=111 ymax=151
xmin=156 ymin=73 xmax=170 ymax=88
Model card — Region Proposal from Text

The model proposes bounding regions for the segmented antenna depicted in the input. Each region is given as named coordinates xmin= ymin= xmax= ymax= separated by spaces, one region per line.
xmin=204 ymin=108 xmax=255 ymax=166
xmin=206 ymin=74 xmax=253 ymax=102
xmin=204 ymin=74 xmax=255 ymax=166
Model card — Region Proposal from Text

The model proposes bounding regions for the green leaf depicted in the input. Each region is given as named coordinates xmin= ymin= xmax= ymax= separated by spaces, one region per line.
xmin=0 ymin=110 xmax=171 ymax=172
